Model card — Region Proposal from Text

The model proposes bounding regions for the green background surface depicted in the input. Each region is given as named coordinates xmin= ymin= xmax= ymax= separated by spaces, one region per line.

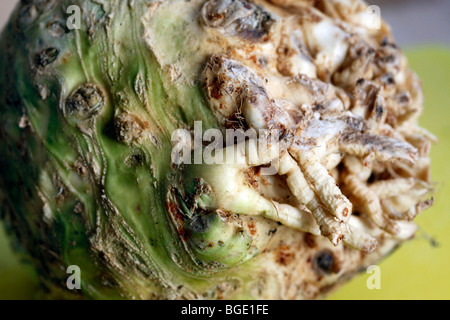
xmin=1 ymin=46 xmax=449 ymax=300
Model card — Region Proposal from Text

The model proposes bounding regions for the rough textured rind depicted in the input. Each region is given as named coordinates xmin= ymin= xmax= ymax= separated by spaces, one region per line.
xmin=0 ymin=0 xmax=433 ymax=300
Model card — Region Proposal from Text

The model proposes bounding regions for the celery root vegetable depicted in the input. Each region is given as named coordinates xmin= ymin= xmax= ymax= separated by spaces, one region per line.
xmin=0 ymin=0 xmax=433 ymax=299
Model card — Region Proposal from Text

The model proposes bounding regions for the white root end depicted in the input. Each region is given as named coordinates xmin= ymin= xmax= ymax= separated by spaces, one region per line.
xmin=292 ymin=149 xmax=352 ymax=223
xmin=369 ymin=178 xmax=417 ymax=198
xmin=342 ymin=168 xmax=400 ymax=235
xmin=270 ymin=202 xmax=321 ymax=236
xmin=344 ymin=217 xmax=379 ymax=253
xmin=278 ymin=153 xmax=345 ymax=245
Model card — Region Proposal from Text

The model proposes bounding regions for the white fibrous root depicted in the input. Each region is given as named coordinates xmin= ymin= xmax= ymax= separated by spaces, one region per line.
xmin=196 ymin=0 xmax=433 ymax=252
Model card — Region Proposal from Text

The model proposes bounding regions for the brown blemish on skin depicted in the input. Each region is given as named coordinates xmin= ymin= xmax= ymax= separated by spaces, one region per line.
xmin=61 ymin=52 xmax=71 ymax=64
xmin=210 ymin=77 xmax=223 ymax=100
xmin=312 ymin=249 xmax=336 ymax=277
xmin=276 ymin=242 xmax=294 ymax=266
xmin=304 ymin=233 xmax=317 ymax=248
xmin=247 ymin=220 xmax=257 ymax=236
xmin=166 ymin=199 xmax=187 ymax=241
xmin=244 ymin=167 xmax=261 ymax=189
xmin=35 ymin=47 xmax=59 ymax=68
xmin=74 ymin=159 xmax=88 ymax=178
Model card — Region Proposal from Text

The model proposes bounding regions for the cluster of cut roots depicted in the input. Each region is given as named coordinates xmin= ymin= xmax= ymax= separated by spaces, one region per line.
xmin=198 ymin=0 xmax=434 ymax=252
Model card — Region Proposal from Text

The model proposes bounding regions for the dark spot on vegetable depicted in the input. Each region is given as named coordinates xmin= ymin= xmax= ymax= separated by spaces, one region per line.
xmin=313 ymin=103 xmax=324 ymax=112
xmin=236 ymin=227 xmax=245 ymax=236
xmin=189 ymin=215 xmax=211 ymax=233
xmin=244 ymin=168 xmax=259 ymax=188
xmin=304 ymin=233 xmax=316 ymax=248
xmin=252 ymin=166 xmax=261 ymax=176
xmin=382 ymin=73 xmax=395 ymax=85
xmin=35 ymin=48 xmax=59 ymax=68
xmin=276 ymin=242 xmax=294 ymax=265
xmin=380 ymin=37 xmax=397 ymax=48
xmin=352 ymin=211 xmax=361 ymax=217
xmin=344 ymin=115 xmax=365 ymax=131
xmin=210 ymin=77 xmax=223 ymax=100
xmin=398 ymin=93 xmax=411 ymax=104
xmin=237 ymin=8 xmax=275 ymax=41
xmin=247 ymin=220 xmax=257 ymax=236
xmin=375 ymin=105 xmax=384 ymax=120
xmin=380 ymin=37 xmax=389 ymax=46
xmin=258 ymin=56 xmax=268 ymax=66
xmin=66 ymin=83 xmax=105 ymax=120
xmin=100 ymin=273 xmax=118 ymax=288
xmin=74 ymin=159 xmax=88 ymax=178
xmin=312 ymin=249 xmax=335 ymax=277
xmin=379 ymin=54 xmax=396 ymax=64
xmin=277 ymin=127 xmax=290 ymax=141
xmin=125 ymin=152 xmax=146 ymax=167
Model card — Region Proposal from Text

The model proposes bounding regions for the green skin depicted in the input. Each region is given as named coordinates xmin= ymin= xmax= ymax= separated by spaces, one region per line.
xmin=0 ymin=0 xmax=264 ymax=299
